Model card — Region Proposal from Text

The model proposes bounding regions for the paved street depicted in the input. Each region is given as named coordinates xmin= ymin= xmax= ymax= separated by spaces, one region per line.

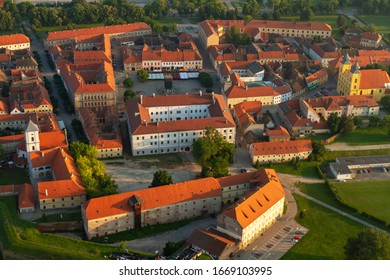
xmin=23 ymin=21 xmax=78 ymax=140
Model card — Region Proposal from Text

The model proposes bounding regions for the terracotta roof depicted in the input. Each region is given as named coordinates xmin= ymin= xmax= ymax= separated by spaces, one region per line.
xmin=0 ymin=34 xmax=30 ymax=47
xmin=217 ymin=170 xmax=270 ymax=188
xmin=46 ymin=23 xmax=151 ymax=42
xmin=83 ymin=177 xmax=221 ymax=221
xmin=362 ymin=32 xmax=381 ymax=42
xmin=0 ymin=133 xmax=24 ymax=144
xmin=305 ymin=68 xmax=328 ymax=84
xmin=126 ymin=93 xmax=235 ymax=135
xmin=305 ymin=95 xmax=379 ymax=111
xmin=0 ymin=184 xmax=34 ymax=209
xmin=245 ymin=20 xmax=332 ymax=32
xmin=359 ymin=69 xmax=390 ymax=89
xmin=18 ymin=130 xmax=67 ymax=152
xmin=251 ymin=140 xmax=312 ymax=156
xmin=188 ymin=228 xmax=237 ymax=258
xmin=225 ymin=85 xmax=277 ymax=99
xmin=221 ymin=169 xmax=285 ymax=229
xmin=38 ymin=179 xmax=86 ymax=200
xmin=267 ymin=126 xmax=290 ymax=138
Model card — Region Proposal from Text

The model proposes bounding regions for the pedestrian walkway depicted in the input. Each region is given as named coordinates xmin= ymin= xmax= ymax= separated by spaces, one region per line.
xmin=294 ymin=190 xmax=386 ymax=233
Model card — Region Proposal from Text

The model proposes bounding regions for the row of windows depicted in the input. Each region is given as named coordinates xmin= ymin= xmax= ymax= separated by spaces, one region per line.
xmin=151 ymin=109 xmax=208 ymax=115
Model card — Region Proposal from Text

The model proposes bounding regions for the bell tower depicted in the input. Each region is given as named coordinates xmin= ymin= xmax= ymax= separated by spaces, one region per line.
xmin=25 ymin=119 xmax=40 ymax=152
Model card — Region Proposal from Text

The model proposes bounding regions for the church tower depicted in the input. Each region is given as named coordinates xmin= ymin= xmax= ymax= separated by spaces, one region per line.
xmin=337 ymin=53 xmax=352 ymax=96
xmin=25 ymin=119 xmax=40 ymax=152
xmin=350 ymin=62 xmax=361 ymax=96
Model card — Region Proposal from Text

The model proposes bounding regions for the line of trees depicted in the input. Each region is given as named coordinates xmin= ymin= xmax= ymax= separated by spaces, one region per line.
xmin=70 ymin=142 xmax=118 ymax=198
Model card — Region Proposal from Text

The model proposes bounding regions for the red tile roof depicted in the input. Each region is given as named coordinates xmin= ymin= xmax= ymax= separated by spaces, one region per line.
xmin=221 ymin=169 xmax=285 ymax=229
xmin=359 ymin=69 xmax=390 ymax=89
xmin=0 ymin=34 xmax=30 ymax=47
xmin=46 ymin=23 xmax=151 ymax=42
xmin=251 ymin=140 xmax=312 ymax=156
xmin=126 ymin=93 xmax=235 ymax=135
xmin=245 ymin=20 xmax=332 ymax=32
xmin=38 ymin=179 xmax=86 ymax=200
xmin=362 ymin=32 xmax=381 ymax=42
xmin=225 ymin=85 xmax=277 ymax=99
xmin=83 ymin=177 xmax=221 ymax=221
xmin=0 ymin=184 xmax=35 ymax=209
xmin=217 ymin=170 xmax=270 ymax=188
xmin=0 ymin=133 xmax=24 ymax=144
xmin=267 ymin=126 xmax=290 ymax=138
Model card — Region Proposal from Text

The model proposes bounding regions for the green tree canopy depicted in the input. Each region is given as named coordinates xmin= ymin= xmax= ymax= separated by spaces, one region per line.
xmin=124 ymin=89 xmax=136 ymax=101
xmin=192 ymin=127 xmax=234 ymax=178
xmin=344 ymin=228 xmax=390 ymax=260
xmin=123 ymin=78 xmax=133 ymax=88
xmin=137 ymin=69 xmax=149 ymax=82
xmin=150 ymin=169 xmax=173 ymax=188
xmin=381 ymin=95 xmax=390 ymax=110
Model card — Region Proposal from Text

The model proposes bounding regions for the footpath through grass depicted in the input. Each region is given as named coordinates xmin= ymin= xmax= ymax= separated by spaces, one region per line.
xmin=332 ymin=181 xmax=390 ymax=225
xmin=298 ymin=182 xmax=390 ymax=231
xmin=281 ymin=194 xmax=364 ymax=260
xmin=0 ymin=196 xmax=127 ymax=259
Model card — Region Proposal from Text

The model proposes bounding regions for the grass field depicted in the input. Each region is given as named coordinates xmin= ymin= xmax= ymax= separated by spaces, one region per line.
xmin=0 ymin=168 xmax=30 ymax=185
xmin=33 ymin=212 xmax=82 ymax=223
xmin=298 ymin=183 xmax=389 ymax=230
xmin=0 ymin=196 xmax=143 ymax=259
xmin=357 ymin=15 xmax=390 ymax=35
xmin=331 ymin=181 xmax=390 ymax=225
xmin=334 ymin=127 xmax=390 ymax=146
xmin=281 ymin=194 xmax=364 ymax=260
xmin=196 ymin=253 xmax=213 ymax=260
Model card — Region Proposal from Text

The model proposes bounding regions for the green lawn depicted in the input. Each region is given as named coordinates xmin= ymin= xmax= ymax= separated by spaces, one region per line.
xmin=298 ymin=182 xmax=389 ymax=230
xmin=33 ymin=212 xmax=82 ymax=223
xmin=196 ymin=253 xmax=213 ymax=260
xmin=334 ymin=127 xmax=390 ymax=146
xmin=281 ymin=194 xmax=364 ymax=260
xmin=357 ymin=15 xmax=390 ymax=35
xmin=302 ymin=133 xmax=333 ymax=142
xmin=0 ymin=196 xmax=146 ymax=259
xmin=331 ymin=181 xmax=390 ymax=225
xmin=0 ymin=168 xmax=30 ymax=185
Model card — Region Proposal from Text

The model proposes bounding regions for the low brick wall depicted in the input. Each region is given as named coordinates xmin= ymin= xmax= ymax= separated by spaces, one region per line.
xmin=37 ymin=221 xmax=84 ymax=233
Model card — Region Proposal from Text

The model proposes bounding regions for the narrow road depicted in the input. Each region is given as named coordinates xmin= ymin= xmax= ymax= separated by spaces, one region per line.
xmin=23 ymin=21 xmax=78 ymax=141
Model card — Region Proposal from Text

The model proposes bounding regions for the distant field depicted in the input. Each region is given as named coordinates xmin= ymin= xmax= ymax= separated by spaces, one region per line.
xmin=331 ymin=181 xmax=390 ymax=224
xmin=335 ymin=127 xmax=390 ymax=146
xmin=357 ymin=15 xmax=390 ymax=35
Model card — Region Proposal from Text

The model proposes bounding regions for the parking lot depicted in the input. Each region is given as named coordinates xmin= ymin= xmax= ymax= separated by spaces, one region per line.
xmin=352 ymin=167 xmax=390 ymax=181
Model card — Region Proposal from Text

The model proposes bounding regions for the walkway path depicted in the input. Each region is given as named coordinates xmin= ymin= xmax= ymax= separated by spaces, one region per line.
xmin=294 ymin=190 xmax=386 ymax=233
xmin=326 ymin=142 xmax=390 ymax=151
xmin=278 ymin=173 xmax=387 ymax=233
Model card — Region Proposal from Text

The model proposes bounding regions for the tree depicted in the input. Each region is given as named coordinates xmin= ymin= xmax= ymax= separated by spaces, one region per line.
xmin=124 ymin=89 xmax=135 ymax=101
xmin=381 ymin=95 xmax=390 ymax=110
xmin=327 ymin=113 xmax=340 ymax=134
xmin=150 ymin=170 xmax=173 ymax=187
xmin=344 ymin=228 xmax=390 ymax=260
xmin=123 ymin=78 xmax=133 ymax=88
xmin=242 ymin=0 xmax=260 ymax=17
xmin=192 ymin=127 xmax=234 ymax=178
xmin=369 ymin=115 xmax=381 ymax=127
xmin=353 ymin=116 xmax=363 ymax=127
xmin=0 ymin=10 xmax=15 ymax=31
xmin=119 ymin=241 xmax=126 ymax=252
xmin=337 ymin=15 xmax=347 ymax=28
xmin=0 ymin=144 xmax=4 ymax=161
xmin=339 ymin=115 xmax=355 ymax=134
xmin=198 ymin=72 xmax=213 ymax=88
xmin=311 ymin=141 xmax=326 ymax=161
xmin=137 ymin=69 xmax=149 ymax=82
xmin=300 ymin=7 xmax=313 ymax=21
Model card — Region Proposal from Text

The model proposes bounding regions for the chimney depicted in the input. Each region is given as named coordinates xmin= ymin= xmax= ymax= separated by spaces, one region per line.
xmin=245 ymin=85 xmax=248 ymax=90
xmin=152 ymin=93 xmax=155 ymax=97
xmin=199 ymin=90 xmax=202 ymax=96
xmin=157 ymin=122 xmax=159 ymax=126
xmin=140 ymin=95 xmax=143 ymax=104
xmin=41 ymin=151 xmax=44 ymax=157
xmin=45 ymin=189 xmax=48 ymax=197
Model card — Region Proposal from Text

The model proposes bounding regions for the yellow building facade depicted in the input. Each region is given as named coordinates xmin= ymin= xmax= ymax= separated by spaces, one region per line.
xmin=337 ymin=54 xmax=390 ymax=101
